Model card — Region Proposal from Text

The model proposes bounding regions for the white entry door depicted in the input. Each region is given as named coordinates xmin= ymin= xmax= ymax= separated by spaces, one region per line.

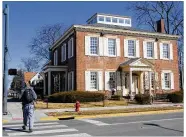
xmin=132 ymin=76 xmax=139 ymax=95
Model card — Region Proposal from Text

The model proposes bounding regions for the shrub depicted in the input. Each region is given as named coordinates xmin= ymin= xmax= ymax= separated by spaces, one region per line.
xmin=135 ymin=94 xmax=151 ymax=104
xmin=47 ymin=91 xmax=105 ymax=103
xmin=167 ymin=91 xmax=183 ymax=103
xmin=110 ymin=95 xmax=121 ymax=100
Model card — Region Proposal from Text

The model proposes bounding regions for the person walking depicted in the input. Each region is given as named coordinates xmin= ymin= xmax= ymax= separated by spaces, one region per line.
xmin=20 ymin=81 xmax=37 ymax=133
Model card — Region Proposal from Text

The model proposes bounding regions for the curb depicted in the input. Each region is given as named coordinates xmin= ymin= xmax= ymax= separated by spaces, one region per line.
xmin=39 ymin=109 xmax=184 ymax=121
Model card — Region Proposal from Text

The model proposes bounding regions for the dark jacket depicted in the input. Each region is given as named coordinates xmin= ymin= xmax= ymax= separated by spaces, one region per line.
xmin=20 ymin=87 xmax=37 ymax=106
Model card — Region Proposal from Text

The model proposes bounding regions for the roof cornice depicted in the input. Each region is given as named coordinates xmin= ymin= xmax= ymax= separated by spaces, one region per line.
xmin=74 ymin=25 xmax=180 ymax=39
xmin=50 ymin=24 xmax=180 ymax=50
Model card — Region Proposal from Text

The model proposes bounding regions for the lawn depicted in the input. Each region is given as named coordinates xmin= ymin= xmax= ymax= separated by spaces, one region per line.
xmin=35 ymin=100 xmax=128 ymax=109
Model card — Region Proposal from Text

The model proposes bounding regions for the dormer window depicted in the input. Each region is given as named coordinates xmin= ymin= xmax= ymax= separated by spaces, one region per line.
xmin=106 ymin=17 xmax=111 ymax=22
xmin=125 ymin=19 xmax=130 ymax=24
xmin=87 ymin=13 xmax=132 ymax=27
xmin=119 ymin=19 xmax=124 ymax=24
xmin=98 ymin=16 xmax=104 ymax=22
xmin=112 ymin=18 xmax=117 ymax=23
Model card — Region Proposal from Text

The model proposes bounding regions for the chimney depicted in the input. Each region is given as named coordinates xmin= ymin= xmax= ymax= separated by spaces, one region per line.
xmin=156 ymin=19 xmax=165 ymax=33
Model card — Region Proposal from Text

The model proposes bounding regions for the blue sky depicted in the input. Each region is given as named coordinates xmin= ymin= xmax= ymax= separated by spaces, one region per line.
xmin=3 ymin=1 xmax=141 ymax=87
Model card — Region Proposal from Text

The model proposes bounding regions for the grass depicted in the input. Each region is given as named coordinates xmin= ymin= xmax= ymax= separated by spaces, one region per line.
xmin=46 ymin=106 xmax=183 ymax=117
xmin=35 ymin=99 xmax=128 ymax=109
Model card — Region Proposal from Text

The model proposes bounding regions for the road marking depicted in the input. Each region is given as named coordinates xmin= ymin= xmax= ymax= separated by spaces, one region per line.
xmin=79 ymin=119 xmax=110 ymax=126
xmin=7 ymin=128 xmax=78 ymax=136
xmin=110 ymin=117 xmax=183 ymax=126
xmin=53 ymin=133 xmax=92 ymax=137
xmin=4 ymin=124 xmax=68 ymax=130
xmin=3 ymin=122 xmax=59 ymax=127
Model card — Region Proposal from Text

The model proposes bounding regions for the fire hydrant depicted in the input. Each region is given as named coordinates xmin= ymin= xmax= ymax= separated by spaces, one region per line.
xmin=75 ymin=101 xmax=80 ymax=112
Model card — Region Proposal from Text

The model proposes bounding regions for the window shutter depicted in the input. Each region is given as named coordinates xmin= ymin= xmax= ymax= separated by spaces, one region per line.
xmin=85 ymin=71 xmax=90 ymax=91
xmin=64 ymin=44 xmax=66 ymax=61
xmin=117 ymin=71 xmax=121 ymax=90
xmin=124 ymin=39 xmax=128 ymax=57
xmin=144 ymin=72 xmax=149 ymax=89
xmin=161 ymin=72 xmax=165 ymax=89
xmin=68 ymin=41 xmax=70 ymax=58
xmin=104 ymin=37 xmax=108 ymax=56
xmin=159 ymin=43 xmax=163 ymax=59
xmin=99 ymin=37 xmax=104 ymax=56
xmin=171 ymin=72 xmax=174 ymax=89
xmin=105 ymin=71 xmax=109 ymax=90
xmin=155 ymin=72 xmax=159 ymax=89
xmin=116 ymin=38 xmax=120 ymax=56
xmin=72 ymin=71 xmax=74 ymax=90
xmin=98 ymin=71 xmax=103 ymax=90
xmin=71 ymin=38 xmax=74 ymax=57
xmin=143 ymin=41 xmax=147 ymax=58
xmin=85 ymin=36 xmax=90 ymax=55
xmin=68 ymin=72 xmax=70 ymax=91
xmin=170 ymin=43 xmax=173 ymax=60
xmin=154 ymin=42 xmax=158 ymax=59
xmin=136 ymin=40 xmax=140 ymax=57
xmin=56 ymin=50 xmax=58 ymax=65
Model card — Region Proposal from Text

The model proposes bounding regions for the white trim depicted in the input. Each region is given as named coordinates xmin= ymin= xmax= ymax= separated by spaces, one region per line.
xmin=99 ymin=37 xmax=104 ymax=56
xmin=124 ymin=39 xmax=128 ymax=57
xmin=98 ymin=71 xmax=103 ymax=90
xmin=61 ymin=43 xmax=66 ymax=62
xmin=85 ymin=36 xmax=90 ymax=55
xmin=170 ymin=43 xmax=173 ymax=60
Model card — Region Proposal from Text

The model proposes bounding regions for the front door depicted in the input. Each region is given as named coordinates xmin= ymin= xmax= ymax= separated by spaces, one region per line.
xmin=132 ymin=76 xmax=139 ymax=95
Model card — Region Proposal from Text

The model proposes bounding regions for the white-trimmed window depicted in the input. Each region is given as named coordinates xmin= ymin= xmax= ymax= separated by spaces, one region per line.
xmin=68 ymin=71 xmax=74 ymax=91
xmin=163 ymin=43 xmax=169 ymax=59
xmin=147 ymin=42 xmax=154 ymax=58
xmin=90 ymin=72 xmax=98 ymax=90
xmin=125 ymin=19 xmax=130 ymax=24
xmin=68 ymin=38 xmax=73 ymax=58
xmin=90 ymin=37 xmax=99 ymax=55
xmin=108 ymin=38 xmax=116 ymax=56
xmin=98 ymin=16 xmax=104 ymax=22
xmin=106 ymin=17 xmax=111 ymax=22
xmin=128 ymin=40 xmax=136 ymax=57
xmin=61 ymin=43 xmax=66 ymax=62
xmin=109 ymin=72 xmax=116 ymax=89
xmin=54 ymin=50 xmax=58 ymax=66
xmin=112 ymin=18 xmax=118 ymax=23
xmin=164 ymin=73 xmax=171 ymax=88
xmin=119 ymin=19 xmax=124 ymax=24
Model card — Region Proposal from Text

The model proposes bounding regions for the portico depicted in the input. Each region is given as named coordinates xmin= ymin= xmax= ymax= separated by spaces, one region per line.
xmin=119 ymin=58 xmax=155 ymax=99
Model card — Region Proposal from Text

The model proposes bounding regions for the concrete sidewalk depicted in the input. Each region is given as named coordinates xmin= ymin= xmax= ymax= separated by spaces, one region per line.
xmin=3 ymin=101 xmax=183 ymax=124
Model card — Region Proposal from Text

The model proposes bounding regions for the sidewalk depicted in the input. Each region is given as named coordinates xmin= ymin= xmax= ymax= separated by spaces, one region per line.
xmin=3 ymin=101 xmax=183 ymax=124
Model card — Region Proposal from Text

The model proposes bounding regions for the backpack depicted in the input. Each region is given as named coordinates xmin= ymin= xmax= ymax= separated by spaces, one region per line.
xmin=22 ymin=89 xmax=34 ymax=104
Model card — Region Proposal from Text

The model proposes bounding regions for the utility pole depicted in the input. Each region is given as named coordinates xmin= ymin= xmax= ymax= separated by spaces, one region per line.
xmin=3 ymin=4 xmax=9 ymax=115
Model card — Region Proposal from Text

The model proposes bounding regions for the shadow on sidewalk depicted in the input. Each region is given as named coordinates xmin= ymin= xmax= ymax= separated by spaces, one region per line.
xmin=143 ymin=123 xmax=183 ymax=133
xmin=3 ymin=127 xmax=27 ymax=132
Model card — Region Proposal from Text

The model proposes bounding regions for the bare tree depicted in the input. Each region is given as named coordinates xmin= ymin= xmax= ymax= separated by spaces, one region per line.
xmin=21 ymin=57 xmax=39 ymax=72
xmin=29 ymin=23 xmax=65 ymax=61
xmin=129 ymin=1 xmax=183 ymax=36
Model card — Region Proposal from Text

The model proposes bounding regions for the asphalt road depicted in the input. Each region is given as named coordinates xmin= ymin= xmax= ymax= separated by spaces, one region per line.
xmin=3 ymin=112 xmax=183 ymax=136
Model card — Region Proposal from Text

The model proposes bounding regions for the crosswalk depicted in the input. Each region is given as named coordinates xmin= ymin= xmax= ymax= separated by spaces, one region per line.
xmin=3 ymin=121 xmax=92 ymax=137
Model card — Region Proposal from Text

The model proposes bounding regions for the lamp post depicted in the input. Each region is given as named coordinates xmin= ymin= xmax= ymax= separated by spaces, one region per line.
xmin=3 ymin=4 xmax=9 ymax=115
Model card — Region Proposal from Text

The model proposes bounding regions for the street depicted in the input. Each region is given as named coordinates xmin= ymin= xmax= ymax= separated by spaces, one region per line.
xmin=3 ymin=112 xmax=183 ymax=136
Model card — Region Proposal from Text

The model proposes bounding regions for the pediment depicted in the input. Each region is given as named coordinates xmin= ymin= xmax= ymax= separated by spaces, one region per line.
xmin=130 ymin=60 xmax=149 ymax=67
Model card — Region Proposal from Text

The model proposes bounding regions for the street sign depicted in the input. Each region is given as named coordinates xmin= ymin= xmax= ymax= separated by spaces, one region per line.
xmin=8 ymin=69 xmax=17 ymax=75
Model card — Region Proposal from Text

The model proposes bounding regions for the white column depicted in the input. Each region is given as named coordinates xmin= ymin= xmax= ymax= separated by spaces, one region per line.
xmin=43 ymin=73 xmax=46 ymax=96
xmin=122 ymin=72 xmax=125 ymax=96
xmin=149 ymin=71 xmax=152 ymax=95
xmin=140 ymin=72 xmax=144 ymax=94
xmin=48 ymin=71 xmax=51 ymax=95
xmin=129 ymin=70 xmax=133 ymax=99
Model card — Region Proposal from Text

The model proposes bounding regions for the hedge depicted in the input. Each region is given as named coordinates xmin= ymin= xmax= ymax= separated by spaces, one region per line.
xmin=167 ymin=91 xmax=183 ymax=103
xmin=47 ymin=91 xmax=105 ymax=103
xmin=135 ymin=94 xmax=151 ymax=104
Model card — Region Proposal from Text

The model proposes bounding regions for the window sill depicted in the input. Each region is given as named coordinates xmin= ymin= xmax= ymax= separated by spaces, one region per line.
xmin=88 ymin=54 xmax=99 ymax=57
xmin=127 ymin=56 xmax=137 ymax=58
xmin=163 ymin=88 xmax=171 ymax=90
xmin=108 ymin=55 xmax=117 ymax=57
xmin=161 ymin=58 xmax=171 ymax=60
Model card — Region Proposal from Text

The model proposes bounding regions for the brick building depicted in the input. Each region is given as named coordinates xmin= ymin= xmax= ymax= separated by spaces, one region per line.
xmin=42 ymin=13 xmax=180 ymax=98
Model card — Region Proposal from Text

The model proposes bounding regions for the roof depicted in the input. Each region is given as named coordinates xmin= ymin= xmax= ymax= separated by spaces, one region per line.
xmin=120 ymin=58 xmax=140 ymax=66
xmin=24 ymin=72 xmax=37 ymax=84
xmin=86 ymin=13 xmax=131 ymax=23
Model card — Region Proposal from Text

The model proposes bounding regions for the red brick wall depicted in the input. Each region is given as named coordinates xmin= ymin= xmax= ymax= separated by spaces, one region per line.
xmin=76 ymin=31 xmax=180 ymax=92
